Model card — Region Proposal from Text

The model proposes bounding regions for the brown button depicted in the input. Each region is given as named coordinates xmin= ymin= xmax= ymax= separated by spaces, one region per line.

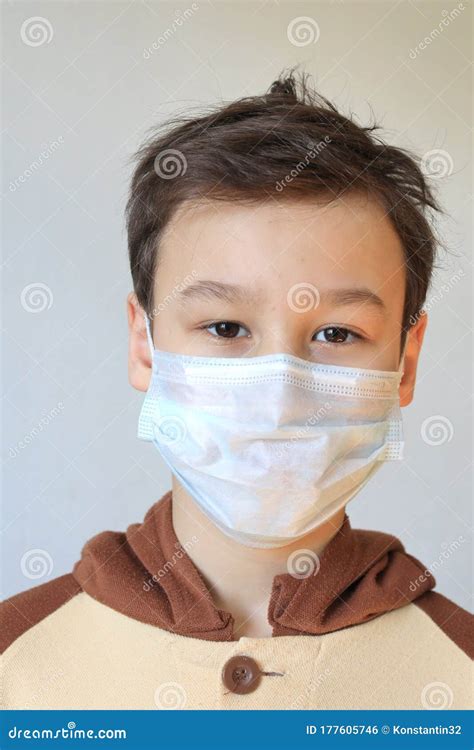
xmin=222 ymin=655 xmax=261 ymax=694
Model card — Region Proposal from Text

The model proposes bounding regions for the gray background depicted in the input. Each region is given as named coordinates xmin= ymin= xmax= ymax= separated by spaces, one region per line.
xmin=1 ymin=1 xmax=472 ymax=610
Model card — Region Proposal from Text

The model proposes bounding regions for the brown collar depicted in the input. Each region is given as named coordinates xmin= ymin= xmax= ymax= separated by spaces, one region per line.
xmin=72 ymin=490 xmax=435 ymax=641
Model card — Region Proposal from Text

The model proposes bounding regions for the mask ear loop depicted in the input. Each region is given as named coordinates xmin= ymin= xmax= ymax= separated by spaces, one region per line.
xmin=143 ymin=312 xmax=154 ymax=358
xmin=398 ymin=334 xmax=408 ymax=379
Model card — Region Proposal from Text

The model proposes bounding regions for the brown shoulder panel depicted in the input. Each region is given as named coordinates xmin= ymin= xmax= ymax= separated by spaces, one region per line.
xmin=0 ymin=573 xmax=82 ymax=654
xmin=415 ymin=590 xmax=474 ymax=660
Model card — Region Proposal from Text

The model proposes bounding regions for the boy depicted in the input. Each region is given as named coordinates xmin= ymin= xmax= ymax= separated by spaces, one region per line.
xmin=1 ymin=71 xmax=472 ymax=710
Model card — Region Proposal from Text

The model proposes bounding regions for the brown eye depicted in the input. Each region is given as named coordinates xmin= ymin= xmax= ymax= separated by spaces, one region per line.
xmin=207 ymin=321 xmax=248 ymax=338
xmin=314 ymin=327 xmax=359 ymax=344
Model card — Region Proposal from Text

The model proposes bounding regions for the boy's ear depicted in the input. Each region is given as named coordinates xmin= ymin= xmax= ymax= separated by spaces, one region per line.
xmin=399 ymin=311 xmax=428 ymax=407
xmin=127 ymin=291 xmax=152 ymax=392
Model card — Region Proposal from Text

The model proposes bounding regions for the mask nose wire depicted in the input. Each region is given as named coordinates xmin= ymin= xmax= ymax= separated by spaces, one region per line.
xmin=143 ymin=312 xmax=155 ymax=358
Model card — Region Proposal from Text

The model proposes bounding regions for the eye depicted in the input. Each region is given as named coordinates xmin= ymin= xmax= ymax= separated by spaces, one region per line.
xmin=313 ymin=326 xmax=362 ymax=344
xmin=202 ymin=321 xmax=250 ymax=339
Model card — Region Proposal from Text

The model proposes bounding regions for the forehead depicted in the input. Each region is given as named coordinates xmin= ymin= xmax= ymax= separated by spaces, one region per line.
xmin=156 ymin=194 xmax=406 ymax=299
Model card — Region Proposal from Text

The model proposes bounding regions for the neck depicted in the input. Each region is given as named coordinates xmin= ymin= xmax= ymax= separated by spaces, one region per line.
xmin=171 ymin=478 xmax=347 ymax=639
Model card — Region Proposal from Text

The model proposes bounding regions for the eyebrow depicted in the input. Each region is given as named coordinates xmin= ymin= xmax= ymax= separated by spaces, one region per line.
xmin=323 ymin=287 xmax=386 ymax=311
xmin=178 ymin=279 xmax=386 ymax=312
xmin=178 ymin=280 xmax=261 ymax=305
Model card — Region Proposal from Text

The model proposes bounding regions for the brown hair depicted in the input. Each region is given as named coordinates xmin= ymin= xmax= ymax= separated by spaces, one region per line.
xmin=125 ymin=67 xmax=445 ymax=346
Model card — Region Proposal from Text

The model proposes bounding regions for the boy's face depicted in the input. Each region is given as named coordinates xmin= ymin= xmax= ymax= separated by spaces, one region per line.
xmin=128 ymin=193 xmax=427 ymax=407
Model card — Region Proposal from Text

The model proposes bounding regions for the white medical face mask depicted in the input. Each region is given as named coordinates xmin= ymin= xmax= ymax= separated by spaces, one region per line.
xmin=138 ymin=315 xmax=406 ymax=548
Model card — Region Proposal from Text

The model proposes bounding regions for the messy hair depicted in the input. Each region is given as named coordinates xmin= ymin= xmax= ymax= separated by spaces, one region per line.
xmin=125 ymin=67 xmax=445 ymax=347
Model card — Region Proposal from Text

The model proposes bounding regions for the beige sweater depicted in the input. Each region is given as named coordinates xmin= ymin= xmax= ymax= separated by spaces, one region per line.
xmin=1 ymin=491 xmax=472 ymax=710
